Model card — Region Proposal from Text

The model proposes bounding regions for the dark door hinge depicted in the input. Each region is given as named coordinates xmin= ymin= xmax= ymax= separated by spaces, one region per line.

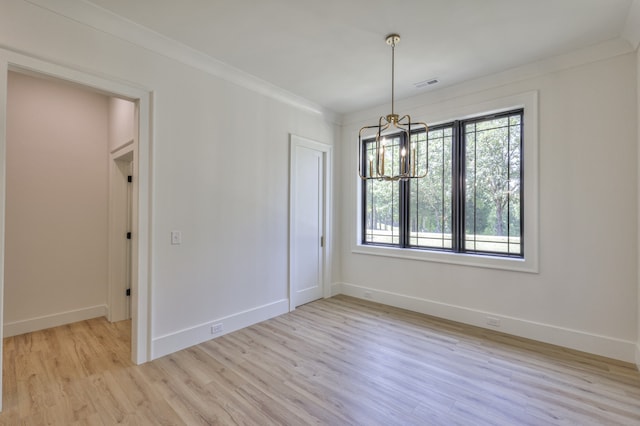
xmin=127 ymin=175 xmax=132 ymax=183
xmin=126 ymin=232 xmax=132 ymax=240
xmin=126 ymin=288 xmax=131 ymax=296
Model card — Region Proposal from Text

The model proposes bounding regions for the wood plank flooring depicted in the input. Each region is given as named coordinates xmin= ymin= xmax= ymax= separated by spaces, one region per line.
xmin=2 ymin=295 xmax=640 ymax=425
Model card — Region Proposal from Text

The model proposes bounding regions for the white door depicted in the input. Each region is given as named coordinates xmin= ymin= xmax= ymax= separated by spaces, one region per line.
xmin=290 ymin=136 xmax=329 ymax=308
xmin=108 ymin=151 xmax=134 ymax=322
xmin=125 ymin=160 xmax=133 ymax=320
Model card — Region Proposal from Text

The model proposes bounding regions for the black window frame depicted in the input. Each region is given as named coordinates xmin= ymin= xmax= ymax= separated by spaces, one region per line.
xmin=361 ymin=108 xmax=524 ymax=258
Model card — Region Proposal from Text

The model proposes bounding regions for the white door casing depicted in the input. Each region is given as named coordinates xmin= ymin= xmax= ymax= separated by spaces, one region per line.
xmin=289 ymin=134 xmax=332 ymax=309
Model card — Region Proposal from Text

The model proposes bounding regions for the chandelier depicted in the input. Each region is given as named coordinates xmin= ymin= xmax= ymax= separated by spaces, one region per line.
xmin=358 ymin=34 xmax=429 ymax=181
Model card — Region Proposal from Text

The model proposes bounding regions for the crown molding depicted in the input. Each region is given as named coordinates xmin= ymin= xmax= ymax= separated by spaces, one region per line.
xmin=23 ymin=0 xmax=339 ymax=122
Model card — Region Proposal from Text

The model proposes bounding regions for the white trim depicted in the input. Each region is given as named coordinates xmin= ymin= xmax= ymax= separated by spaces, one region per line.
xmin=110 ymin=138 xmax=134 ymax=155
xmin=0 ymin=48 xmax=153 ymax=366
xmin=339 ymin=282 xmax=637 ymax=363
xmin=3 ymin=305 xmax=108 ymax=338
xmin=331 ymin=282 xmax=343 ymax=297
xmin=636 ymin=344 xmax=640 ymax=371
xmin=351 ymin=245 xmax=535 ymax=273
xmin=0 ymin=59 xmax=8 ymax=412
xmin=152 ymin=298 xmax=289 ymax=359
xmin=353 ymin=91 xmax=539 ymax=273
xmin=22 ymin=0 xmax=336 ymax=121
xmin=289 ymin=134 xmax=333 ymax=310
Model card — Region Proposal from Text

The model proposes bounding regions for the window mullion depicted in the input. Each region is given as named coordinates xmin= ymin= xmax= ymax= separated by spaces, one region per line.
xmin=452 ymin=121 xmax=465 ymax=253
xmin=520 ymin=111 xmax=525 ymax=257
xmin=361 ymin=145 xmax=368 ymax=244
xmin=400 ymin=133 xmax=410 ymax=247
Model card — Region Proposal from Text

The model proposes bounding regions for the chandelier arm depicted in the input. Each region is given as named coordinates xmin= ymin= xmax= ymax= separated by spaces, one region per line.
xmin=358 ymin=124 xmax=382 ymax=179
xmin=376 ymin=117 xmax=392 ymax=177
xmin=412 ymin=120 xmax=430 ymax=178
xmin=397 ymin=114 xmax=411 ymax=124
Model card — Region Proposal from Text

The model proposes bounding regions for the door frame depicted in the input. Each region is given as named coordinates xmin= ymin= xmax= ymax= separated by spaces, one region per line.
xmin=108 ymin=147 xmax=135 ymax=323
xmin=0 ymin=48 xmax=153 ymax=408
xmin=289 ymin=134 xmax=332 ymax=311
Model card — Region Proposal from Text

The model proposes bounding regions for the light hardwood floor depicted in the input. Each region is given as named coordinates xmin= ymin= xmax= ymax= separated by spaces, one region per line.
xmin=2 ymin=295 xmax=640 ymax=425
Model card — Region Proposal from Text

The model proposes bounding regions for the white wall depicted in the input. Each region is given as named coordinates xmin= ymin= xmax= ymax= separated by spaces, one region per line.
xmin=4 ymin=71 xmax=109 ymax=336
xmin=109 ymin=97 xmax=135 ymax=152
xmin=0 ymin=0 xmax=337 ymax=358
xmin=339 ymin=46 xmax=638 ymax=362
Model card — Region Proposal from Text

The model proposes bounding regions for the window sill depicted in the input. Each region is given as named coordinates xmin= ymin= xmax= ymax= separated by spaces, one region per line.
xmin=352 ymin=244 xmax=538 ymax=273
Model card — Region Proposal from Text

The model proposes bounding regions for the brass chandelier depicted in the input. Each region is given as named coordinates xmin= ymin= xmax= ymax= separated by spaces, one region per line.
xmin=358 ymin=34 xmax=429 ymax=181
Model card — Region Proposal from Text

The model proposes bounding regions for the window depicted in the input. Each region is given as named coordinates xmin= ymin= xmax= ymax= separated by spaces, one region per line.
xmin=362 ymin=109 xmax=523 ymax=258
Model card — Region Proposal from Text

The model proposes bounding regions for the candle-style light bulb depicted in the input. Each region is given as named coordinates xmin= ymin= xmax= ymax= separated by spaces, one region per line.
xmin=401 ymin=147 xmax=407 ymax=174
xmin=369 ymin=155 xmax=374 ymax=177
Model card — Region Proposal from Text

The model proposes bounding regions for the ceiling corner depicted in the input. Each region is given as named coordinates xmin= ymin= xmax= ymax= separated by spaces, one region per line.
xmin=622 ymin=0 xmax=640 ymax=50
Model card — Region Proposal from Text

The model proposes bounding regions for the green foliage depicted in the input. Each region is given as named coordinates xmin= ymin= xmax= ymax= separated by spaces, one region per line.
xmin=466 ymin=116 xmax=521 ymax=238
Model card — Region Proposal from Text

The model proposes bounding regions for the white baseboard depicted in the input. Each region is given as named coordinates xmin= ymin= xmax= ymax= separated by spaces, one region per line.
xmin=635 ymin=344 xmax=640 ymax=371
xmin=330 ymin=282 xmax=343 ymax=296
xmin=3 ymin=305 xmax=108 ymax=338
xmin=339 ymin=282 xmax=636 ymax=363
xmin=151 ymin=298 xmax=289 ymax=360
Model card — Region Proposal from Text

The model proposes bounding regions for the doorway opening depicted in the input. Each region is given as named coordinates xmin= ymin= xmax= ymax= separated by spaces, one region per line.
xmin=0 ymin=48 xmax=152 ymax=410
xmin=3 ymin=69 xmax=138 ymax=346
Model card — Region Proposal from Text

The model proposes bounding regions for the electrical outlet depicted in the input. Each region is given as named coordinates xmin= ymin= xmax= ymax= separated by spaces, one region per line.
xmin=363 ymin=291 xmax=373 ymax=299
xmin=171 ymin=230 xmax=182 ymax=245
xmin=211 ymin=323 xmax=224 ymax=334
xmin=486 ymin=316 xmax=501 ymax=327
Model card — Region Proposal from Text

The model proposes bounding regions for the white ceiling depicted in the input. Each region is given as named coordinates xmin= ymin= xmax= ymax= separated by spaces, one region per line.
xmin=83 ymin=0 xmax=635 ymax=114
